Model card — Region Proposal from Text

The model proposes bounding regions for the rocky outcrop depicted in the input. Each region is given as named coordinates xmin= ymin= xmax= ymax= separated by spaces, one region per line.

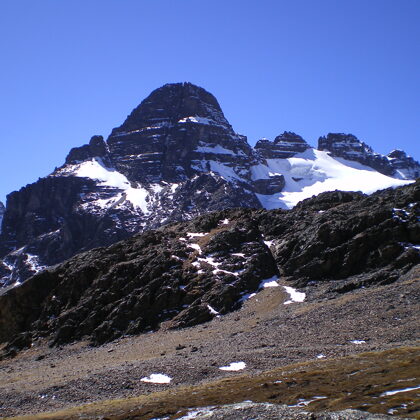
xmin=318 ymin=133 xmax=420 ymax=180
xmin=65 ymin=135 xmax=111 ymax=166
xmin=252 ymin=175 xmax=285 ymax=194
xmin=264 ymin=182 xmax=420 ymax=289
xmin=0 ymin=209 xmax=278 ymax=350
xmin=387 ymin=149 xmax=420 ymax=180
xmin=318 ymin=133 xmax=395 ymax=175
xmin=255 ymin=131 xmax=310 ymax=159
xmin=0 ymin=175 xmax=137 ymax=286
xmin=1 ymin=180 xmax=418 ymax=354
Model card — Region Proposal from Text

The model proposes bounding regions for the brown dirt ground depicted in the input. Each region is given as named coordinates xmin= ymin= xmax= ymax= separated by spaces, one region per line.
xmin=0 ymin=267 xmax=419 ymax=419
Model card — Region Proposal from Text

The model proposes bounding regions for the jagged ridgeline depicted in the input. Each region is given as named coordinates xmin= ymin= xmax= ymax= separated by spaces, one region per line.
xmin=0 ymin=181 xmax=419 ymax=354
xmin=0 ymin=82 xmax=419 ymax=286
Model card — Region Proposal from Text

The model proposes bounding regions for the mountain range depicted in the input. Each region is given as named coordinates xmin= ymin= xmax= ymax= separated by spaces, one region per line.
xmin=0 ymin=83 xmax=419 ymax=419
xmin=0 ymin=82 xmax=418 ymax=288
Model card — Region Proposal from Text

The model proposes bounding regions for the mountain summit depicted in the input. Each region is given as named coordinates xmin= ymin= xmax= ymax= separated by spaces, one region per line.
xmin=113 ymin=82 xmax=231 ymax=133
xmin=0 ymin=83 xmax=418 ymax=286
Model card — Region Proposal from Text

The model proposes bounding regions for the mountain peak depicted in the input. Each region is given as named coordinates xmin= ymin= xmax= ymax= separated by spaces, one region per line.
xmin=112 ymin=82 xmax=230 ymax=135
xmin=387 ymin=149 xmax=420 ymax=179
xmin=318 ymin=133 xmax=420 ymax=179
xmin=105 ymin=83 xmax=250 ymax=184
xmin=255 ymin=131 xmax=310 ymax=159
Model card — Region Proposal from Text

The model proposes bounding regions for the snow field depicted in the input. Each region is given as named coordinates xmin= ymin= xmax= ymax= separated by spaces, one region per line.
xmin=252 ymin=149 xmax=412 ymax=210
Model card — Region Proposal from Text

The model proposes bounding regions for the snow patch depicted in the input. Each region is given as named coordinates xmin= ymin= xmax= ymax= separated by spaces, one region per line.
xmin=73 ymin=158 xmax=151 ymax=214
xmin=140 ymin=373 xmax=172 ymax=384
xmin=178 ymin=116 xmax=226 ymax=128
xmin=238 ymin=276 xmax=280 ymax=303
xmin=238 ymin=292 xmax=257 ymax=302
xmin=177 ymin=407 xmax=215 ymax=419
xmin=381 ymin=385 xmax=420 ymax=396
xmin=25 ymin=254 xmax=47 ymax=274
xmin=283 ymin=286 xmax=306 ymax=304
xmin=187 ymin=232 xmax=207 ymax=238
xmin=196 ymin=145 xmax=236 ymax=155
xmin=196 ymin=255 xmax=240 ymax=276
xmin=219 ymin=362 xmax=246 ymax=371
xmin=188 ymin=243 xmax=202 ymax=254
xmin=208 ymin=161 xmax=247 ymax=183
xmin=289 ymin=396 xmax=327 ymax=407
xmin=207 ymin=305 xmax=219 ymax=315
xmin=260 ymin=276 xmax=280 ymax=288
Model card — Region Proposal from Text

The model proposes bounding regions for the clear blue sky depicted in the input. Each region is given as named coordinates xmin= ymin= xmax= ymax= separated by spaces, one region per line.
xmin=1 ymin=0 xmax=419 ymax=203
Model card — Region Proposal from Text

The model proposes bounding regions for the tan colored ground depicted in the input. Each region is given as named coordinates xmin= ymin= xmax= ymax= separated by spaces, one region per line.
xmin=1 ymin=269 xmax=419 ymax=419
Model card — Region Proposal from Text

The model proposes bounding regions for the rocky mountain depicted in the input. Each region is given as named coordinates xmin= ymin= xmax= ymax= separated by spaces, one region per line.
xmin=254 ymin=131 xmax=311 ymax=159
xmin=0 ymin=82 xmax=418 ymax=287
xmin=318 ymin=133 xmax=420 ymax=179
xmin=387 ymin=149 xmax=420 ymax=180
xmin=1 ymin=180 xmax=418 ymax=354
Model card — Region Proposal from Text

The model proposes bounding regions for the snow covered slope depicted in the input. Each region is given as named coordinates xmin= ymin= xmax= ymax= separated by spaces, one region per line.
xmin=252 ymin=149 xmax=412 ymax=209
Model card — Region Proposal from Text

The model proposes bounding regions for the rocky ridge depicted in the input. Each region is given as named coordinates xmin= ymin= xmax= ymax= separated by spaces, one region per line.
xmin=254 ymin=131 xmax=311 ymax=159
xmin=0 ymin=83 xmax=418 ymax=287
xmin=387 ymin=149 xmax=420 ymax=180
xmin=318 ymin=133 xmax=420 ymax=178
xmin=1 ymin=180 xmax=418 ymax=355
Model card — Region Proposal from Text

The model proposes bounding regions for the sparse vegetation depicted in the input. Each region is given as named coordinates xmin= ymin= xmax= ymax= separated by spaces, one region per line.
xmin=7 ymin=347 xmax=419 ymax=420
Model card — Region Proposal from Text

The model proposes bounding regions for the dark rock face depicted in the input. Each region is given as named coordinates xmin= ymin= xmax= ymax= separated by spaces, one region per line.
xmin=0 ymin=175 xmax=136 ymax=286
xmin=0 ymin=181 xmax=418 ymax=354
xmin=253 ymin=175 xmax=285 ymax=194
xmin=265 ymin=182 xmax=420 ymax=289
xmin=0 ymin=209 xmax=278 ymax=349
xmin=255 ymin=131 xmax=310 ymax=159
xmin=0 ymin=83 xmax=260 ymax=287
xmin=107 ymin=82 xmax=254 ymax=184
xmin=387 ymin=149 xmax=420 ymax=180
xmin=65 ymin=135 xmax=111 ymax=166
xmin=317 ymin=133 xmax=420 ymax=179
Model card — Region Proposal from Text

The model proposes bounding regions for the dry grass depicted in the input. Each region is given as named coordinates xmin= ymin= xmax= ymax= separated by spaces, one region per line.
xmin=7 ymin=346 xmax=419 ymax=420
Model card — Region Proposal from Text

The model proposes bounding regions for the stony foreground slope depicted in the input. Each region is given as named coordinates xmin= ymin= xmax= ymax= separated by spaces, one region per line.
xmin=1 ymin=180 xmax=418 ymax=355
xmin=0 ymin=264 xmax=418 ymax=418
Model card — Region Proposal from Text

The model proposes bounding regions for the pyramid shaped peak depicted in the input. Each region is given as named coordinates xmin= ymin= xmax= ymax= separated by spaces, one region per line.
xmin=115 ymin=82 xmax=229 ymax=133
